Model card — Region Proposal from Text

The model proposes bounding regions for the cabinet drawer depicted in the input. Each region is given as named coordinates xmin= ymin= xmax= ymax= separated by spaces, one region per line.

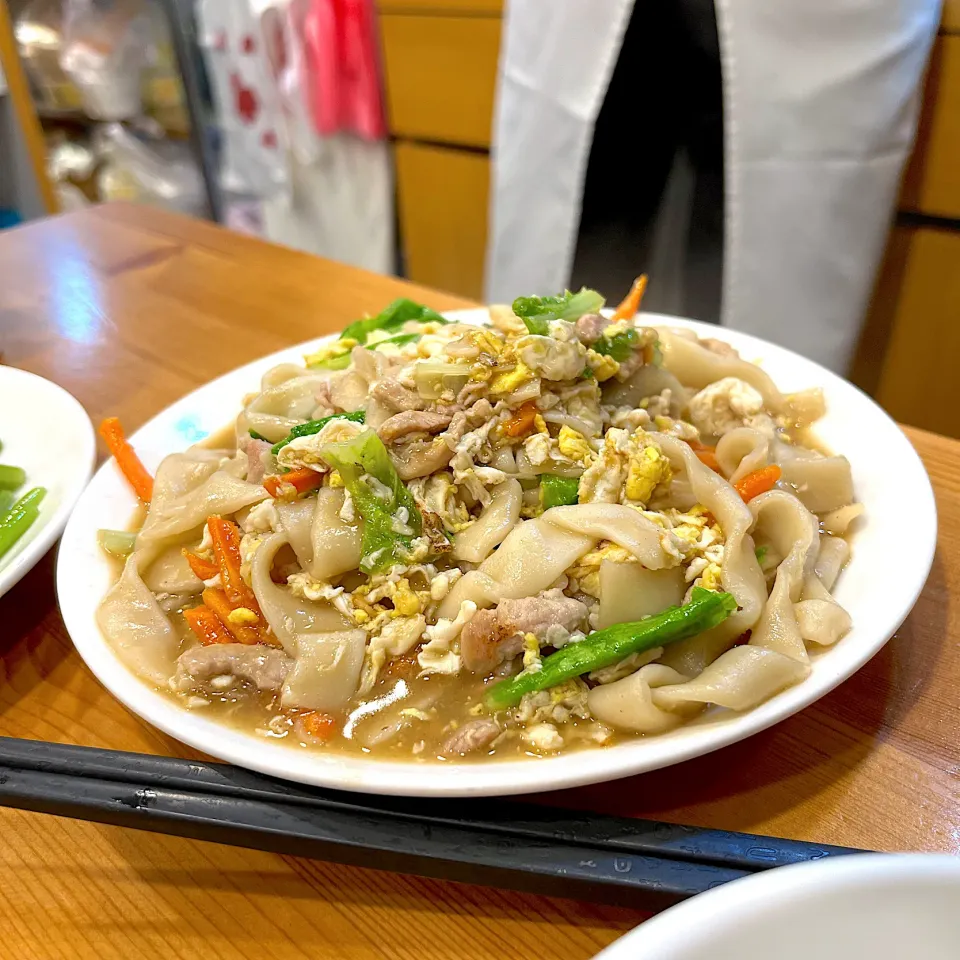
xmin=874 ymin=226 xmax=960 ymax=437
xmin=395 ymin=141 xmax=489 ymax=299
xmin=378 ymin=15 xmax=501 ymax=147
xmin=377 ymin=0 xmax=503 ymax=13
xmin=901 ymin=36 xmax=960 ymax=218
xmin=944 ymin=0 xmax=960 ymax=34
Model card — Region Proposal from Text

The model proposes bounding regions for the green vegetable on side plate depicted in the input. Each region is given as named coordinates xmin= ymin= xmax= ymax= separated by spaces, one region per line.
xmin=0 ymin=465 xmax=27 ymax=491
xmin=484 ymin=587 xmax=738 ymax=710
xmin=511 ymin=288 xmax=606 ymax=336
xmin=540 ymin=474 xmax=580 ymax=509
xmin=0 ymin=487 xmax=47 ymax=559
xmin=271 ymin=411 xmax=366 ymax=455
xmin=319 ymin=428 xmax=424 ymax=573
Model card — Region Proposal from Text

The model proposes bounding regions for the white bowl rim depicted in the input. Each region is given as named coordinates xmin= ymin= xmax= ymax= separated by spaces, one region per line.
xmin=55 ymin=310 xmax=937 ymax=797
xmin=0 ymin=367 xmax=95 ymax=600
xmin=593 ymin=853 xmax=960 ymax=959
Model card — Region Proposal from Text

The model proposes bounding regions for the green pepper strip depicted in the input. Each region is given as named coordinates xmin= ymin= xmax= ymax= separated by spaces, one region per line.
xmin=271 ymin=411 xmax=366 ymax=455
xmin=485 ymin=587 xmax=738 ymax=710
xmin=540 ymin=474 xmax=580 ymax=509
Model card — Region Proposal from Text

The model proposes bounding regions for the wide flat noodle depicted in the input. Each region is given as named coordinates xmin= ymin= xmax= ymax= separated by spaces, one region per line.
xmin=656 ymin=327 xmax=787 ymax=413
xmin=251 ymin=532 xmax=351 ymax=653
xmin=716 ymin=427 xmax=770 ymax=485
xmin=97 ymin=552 xmax=179 ymax=685
xmin=777 ymin=454 xmax=854 ymax=514
xmin=653 ymin=434 xmax=767 ymax=676
xmin=598 ymin=563 xmax=685 ymax=628
xmin=747 ymin=489 xmax=819 ymax=663
xmin=453 ymin=478 xmax=522 ymax=563
xmin=587 ymin=664 xmax=699 ymax=734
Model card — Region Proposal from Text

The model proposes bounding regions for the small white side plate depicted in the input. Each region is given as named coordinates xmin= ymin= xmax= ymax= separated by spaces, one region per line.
xmin=0 ymin=367 xmax=95 ymax=599
xmin=593 ymin=854 xmax=960 ymax=959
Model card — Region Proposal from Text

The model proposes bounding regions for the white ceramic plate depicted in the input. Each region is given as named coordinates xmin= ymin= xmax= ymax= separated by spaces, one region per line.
xmin=56 ymin=311 xmax=937 ymax=796
xmin=0 ymin=367 xmax=95 ymax=600
xmin=593 ymin=854 xmax=960 ymax=959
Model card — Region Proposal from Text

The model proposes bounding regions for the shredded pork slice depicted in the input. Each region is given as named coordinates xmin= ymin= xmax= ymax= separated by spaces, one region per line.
xmin=244 ymin=438 xmax=272 ymax=485
xmin=574 ymin=313 xmax=611 ymax=343
xmin=442 ymin=718 xmax=500 ymax=756
xmin=174 ymin=643 xmax=292 ymax=691
xmin=460 ymin=589 xmax=588 ymax=673
xmin=370 ymin=378 xmax=424 ymax=412
xmin=378 ymin=410 xmax=452 ymax=443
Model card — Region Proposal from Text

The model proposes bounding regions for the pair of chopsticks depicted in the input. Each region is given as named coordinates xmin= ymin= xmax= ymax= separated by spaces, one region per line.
xmin=0 ymin=737 xmax=862 ymax=908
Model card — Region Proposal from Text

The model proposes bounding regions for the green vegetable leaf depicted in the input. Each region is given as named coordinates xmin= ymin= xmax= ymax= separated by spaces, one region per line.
xmin=271 ymin=411 xmax=366 ymax=456
xmin=512 ymin=288 xmax=606 ymax=335
xmin=248 ymin=430 xmax=272 ymax=442
xmin=593 ymin=327 xmax=640 ymax=362
xmin=366 ymin=332 xmax=423 ymax=351
xmin=319 ymin=429 xmax=424 ymax=573
xmin=755 ymin=545 xmax=768 ymax=564
xmin=307 ymin=352 xmax=353 ymax=371
xmin=340 ymin=298 xmax=449 ymax=345
xmin=540 ymin=474 xmax=580 ymax=509
xmin=485 ymin=587 xmax=738 ymax=710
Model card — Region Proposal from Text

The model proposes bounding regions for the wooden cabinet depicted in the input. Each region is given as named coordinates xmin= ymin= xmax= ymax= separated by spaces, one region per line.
xmin=871 ymin=227 xmax=960 ymax=438
xmin=856 ymin=14 xmax=960 ymax=438
xmin=379 ymin=15 xmax=501 ymax=148
xmin=376 ymin=4 xmax=502 ymax=299
xmin=395 ymin=142 xmax=490 ymax=299
xmin=900 ymin=36 xmax=960 ymax=219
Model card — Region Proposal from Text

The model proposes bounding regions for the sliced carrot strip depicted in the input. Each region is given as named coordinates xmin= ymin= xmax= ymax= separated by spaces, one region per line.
xmin=99 ymin=417 xmax=154 ymax=502
xmin=687 ymin=440 xmax=722 ymax=473
xmin=503 ymin=401 xmax=538 ymax=438
xmin=183 ymin=604 xmax=232 ymax=646
xmin=264 ymin=468 xmax=324 ymax=499
xmin=734 ymin=465 xmax=782 ymax=502
xmin=183 ymin=549 xmax=218 ymax=581
xmin=611 ymin=274 xmax=648 ymax=321
xmin=299 ymin=711 xmax=338 ymax=741
xmin=207 ymin=515 xmax=258 ymax=609
xmin=202 ymin=587 xmax=262 ymax=646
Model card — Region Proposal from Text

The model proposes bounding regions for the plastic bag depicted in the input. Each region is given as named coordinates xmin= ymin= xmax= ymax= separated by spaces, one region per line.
xmin=60 ymin=0 xmax=153 ymax=120
xmin=95 ymin=123 xmax=205 ymax=216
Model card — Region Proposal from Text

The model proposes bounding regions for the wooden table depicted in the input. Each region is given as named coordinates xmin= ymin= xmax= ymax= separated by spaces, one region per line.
xmin=0 ymin=204 xmax=957 ymax=959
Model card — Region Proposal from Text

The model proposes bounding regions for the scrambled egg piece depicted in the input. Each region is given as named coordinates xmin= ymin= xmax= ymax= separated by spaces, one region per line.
xmin=391 ymin=577 xmax=422 ymax=616
xmin=418 ymin=599 xmax=477 ymax=675
xmin=304 ymin=338 xmax=356 ymax=367
xmin=326 ymin=469 xmax=344 ymax=488
xmin=557 ymin=426 xmax=593 ymax=464
xmin=490 ymin=361 xmax=535 ymax=395
xmin=625 ymin=445 xmax=672 ymax=503
xmin=227 ymin=607 xmax=258 ymax=626
xmin=567 ymin=542 xmax=635 ymax=597
xmin=533 ymin=413 xmax=550 ymax=435
xmin=522 ymin=633 xmax=543 ymax=673
xmin=408 ymin=473 xmax=472 ymax=534
xmin=688 ymin=377 xmax=764 ymax=437
xmin=578 ymin=428 xmax=671 ymax=507
xmin=645 ymin=506 xmax=725 ymax=593
xmin=516 ymin=335 xmax=588 ymax=381
xmin=586 ymin=349 xmax=620 ymax=382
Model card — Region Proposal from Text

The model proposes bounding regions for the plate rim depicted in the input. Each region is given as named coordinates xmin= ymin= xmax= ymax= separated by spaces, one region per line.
xmin=0 ymin=366 xmax=96 ymax=600
xmin=55 ymin=311 xmax=937 ymax=796
xmin=592 ymin=853 xmax=960 ymax=959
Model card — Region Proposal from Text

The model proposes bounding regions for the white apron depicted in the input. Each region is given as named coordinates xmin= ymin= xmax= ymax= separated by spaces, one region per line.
xmin=485 ymin=0 xmax=940 ymax=372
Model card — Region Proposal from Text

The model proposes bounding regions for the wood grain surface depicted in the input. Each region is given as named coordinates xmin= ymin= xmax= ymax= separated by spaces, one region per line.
xmin=0 ymin=204 xmax=957 ymax=959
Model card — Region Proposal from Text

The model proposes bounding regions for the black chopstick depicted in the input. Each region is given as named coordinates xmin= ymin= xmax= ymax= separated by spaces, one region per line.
xmin=0 ymin=738 xmax=863 ymax=907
